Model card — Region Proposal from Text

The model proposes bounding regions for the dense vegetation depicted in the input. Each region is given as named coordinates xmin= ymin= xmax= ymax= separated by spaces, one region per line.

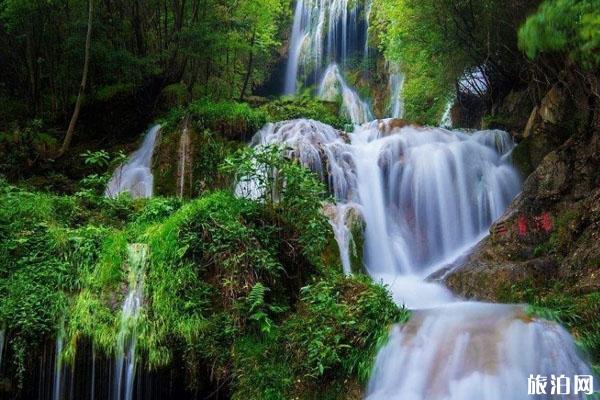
xmin=0 ymin=0 xmax=599 ymax=398
xmin=371 ymin=0 xmax=600 ymax=124
xmin=0 ymin=146 xmax=407 ymax=397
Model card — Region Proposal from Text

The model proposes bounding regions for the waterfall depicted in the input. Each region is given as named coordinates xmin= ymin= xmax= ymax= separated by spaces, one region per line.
xmin=324 ymin=202 xmax=362 ymax=275
xmin=105 ymin=125 xmax=161 ymax=198
xmin=366 ymin=303 xmax=593 ymax=400
xmin=388 ymin=67 xmax=405 ymax=118
xmin=319 ymin=64 xmax=372 ymax=124
xmin=0 ymin=329 xmax=4 ymax=370
xmin=177 ymin=126 xmax=192 ymax=197
xmin=440 ymin=98 xmax=455 ymax=128
xmin=113 ymin=244 xmax=147 ymax=400
xmin=243 ymin=117 xmax=595 ymax=399
xmin=53 ymin=332 xmax=64 ymax=400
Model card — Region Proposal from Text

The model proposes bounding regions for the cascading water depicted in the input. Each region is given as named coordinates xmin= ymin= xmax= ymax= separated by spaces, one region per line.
xmin=53 ymin=331 xmax=64 ymax=400
xmin=105 ymin=125 xmax=161 ymax=198
xmin=243 ymin=117 xmax=595 ymax=399
xmin=177 ymin=126 xmax=192 ymax=197
xmin=113 ymin=243 xmax=147 ymax=400
xmin=440 ymin=98 xmax=455 ymax=128
xmin=320 ymin=64 xmax=373 ymax=124
xmin=0 ymin=329 xmax=4 ymax=370
xmin=284 ymin=0 xmax=376 ymax=123
xmin=388 ymin=64 xmax=405 ymax=118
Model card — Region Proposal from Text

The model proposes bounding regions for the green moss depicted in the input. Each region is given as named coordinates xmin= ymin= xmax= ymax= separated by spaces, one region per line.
xmin=260 ymin=96 xmax=349 ymax=129
xmin=161 ymin=98 xmax=268 ymax=141
xmin=511 ymin=138 xmax=534 ymax=177
xmin=94 ymin=83 xmax=136 ymax=102
xmin=549 ymin=207 xmax=583 ymax=256
xmin=0 ymin=150 xmax=407 ymax=399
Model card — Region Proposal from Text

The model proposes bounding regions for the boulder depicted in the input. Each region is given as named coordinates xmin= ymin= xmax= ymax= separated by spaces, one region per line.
xmin=445 ymin=99 xmax=600 ymax=301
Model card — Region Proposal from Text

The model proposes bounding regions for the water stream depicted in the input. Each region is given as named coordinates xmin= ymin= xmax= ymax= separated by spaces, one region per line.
xmin=113 ymin=243 xmax=148 ymax=400
xmin=177 ymin=126 xmax=192 ymax=197
xmin=388 ymin=65 xmax=405 ymax=119
xmin=105 ymin=125 xmax=161 ymax=199
xmin=0 ymin=329 xmax=4 ymax=370
xmin=320 ymin=64 xmax=373 ymax=124
xmin=53 ymin=331 xmax=64 ymax=400
xmin=244 ymin=117 xmax=595 ymax=399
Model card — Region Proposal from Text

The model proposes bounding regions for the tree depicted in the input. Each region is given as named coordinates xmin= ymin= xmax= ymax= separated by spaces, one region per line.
xmin=58 ymin=0 xmax=94 ymax=157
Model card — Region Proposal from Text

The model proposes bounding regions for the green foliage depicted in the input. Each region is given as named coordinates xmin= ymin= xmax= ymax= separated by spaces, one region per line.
xmin=163 ymin=99 xmax=268 ymax=141
xmin=284 ymin=274 xmax=408 ymax=382
xmin=222 ymin=145 xmax=331 ymax=264
xmin=371 ymin=0 xmax=533 ymax=125
xmin=519 ymin=0 xmax=600 ymax=67
xmin=370 ymin=0 xmax=459 ymax=124
xmin=0 ymin=0 xmax=288 ymax=129
xmin=231 ymin=273 xmax=408 ymax=399
xmin=0 ymin=168 xmax=411 ymax=399
xmin=260 ymin=97 xmax=350 ymax=129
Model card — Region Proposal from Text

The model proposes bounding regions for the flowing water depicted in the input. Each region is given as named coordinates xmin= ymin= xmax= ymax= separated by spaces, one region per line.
xmin=283 ymin=0 xmax=376 ymax=123
xmin=106 ymin=125 xmax=161 ymax=199
xmin=388 ymin=63 xmax=405 ymax=119
xmin=113 ymin=244 xmax=148 ymax=400
xmin=320 ymin=64 xmax=373 ymax=124
xmin=0 ymin=329 xmax=4 ymax=370
xmin=177 ymin=126 xmax=192 ymax=197
xmin=283 ymin=0 xmax=368 ymax=94
xmin=440 ymin=99 xmax=455 ymax=128
xmin=244 ymin=117 xmax=595 ymax=399
xmin=53 ymin=332 xmax=64 ymax=400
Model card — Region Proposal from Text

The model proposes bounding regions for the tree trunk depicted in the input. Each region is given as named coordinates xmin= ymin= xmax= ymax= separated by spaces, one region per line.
xmin=240 ymin=30 xmax=256 ymax=101
xmin=57 ymin=0 xmax=93 ymax=158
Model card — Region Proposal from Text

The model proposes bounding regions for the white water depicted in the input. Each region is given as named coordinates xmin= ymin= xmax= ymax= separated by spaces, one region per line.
xmin=284 ymin=0 xmax=367 ymax=94
xmin=388 ymin=64 xmax=405 ymax=118
xmin=177 ymin=126 xmax=191 ymax=197
xmin=0 ymin=329 xmax=4 ymax=370
xmin=53 ymin=332 xmax=64 ymax=400
xmin=319 ymin=64 xmax=373 ymax=124
xmin=244 ymin=117 xmax=595 ymax=399
xmin=105 ymin=125 xmax=161 ymax=198
xmin=440 ymin=98 xmax=455 ymax=128
xmin=283 ymin=0 xmax=377 ymax=123
xmin=113 ymin=244 xmax=147 ymax=400
xmin=324 ymin=202 xmax=362 ymax=275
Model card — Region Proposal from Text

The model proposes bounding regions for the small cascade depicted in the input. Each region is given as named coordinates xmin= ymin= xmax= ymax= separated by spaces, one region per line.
xmin=366 ymin=303 xmax=594 ymax=400
xmin=114 ymin=244 xmax=148 ymax=400
xmin=324 ymin=203 xmax=362 ymax=275
xmin=242 ymin=117 xmax=595 ymax=398
xmin=0 ymin=329 xmax=5 ymax=370
xmin=177 ymin=126 xmax=192 ymax=197
xmin=90 ymin=344 xmax=96 ymax=400
xmin=440 ymin=98 xmax=455 ymax=128
xmin=284 ymin=0 xmax=369 ymax=94
xmin=53 ymin=331 xmax=64 ymax=400
xmin=319 ymin=64 xmax=373 ymax=124
xmin=363 ymin=0 xmax=372 ymax=63
xmin=105 ymin=125 xmax=161 ymax=198
xmin=388 ymin=65 xmax=405 ymax=118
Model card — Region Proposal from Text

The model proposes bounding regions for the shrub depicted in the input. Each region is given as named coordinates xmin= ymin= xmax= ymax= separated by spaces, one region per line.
xmin=260 ymin=97 xmax=349 ymax=129
xmin=162 ymin=99 xmax=268 ymax=141
xmin=519 ymin=0 xmax=600 ymax=67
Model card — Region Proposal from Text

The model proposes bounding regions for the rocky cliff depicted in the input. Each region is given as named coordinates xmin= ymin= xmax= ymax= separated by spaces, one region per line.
xmin=445 ymin=73 xmax=600 ymax=302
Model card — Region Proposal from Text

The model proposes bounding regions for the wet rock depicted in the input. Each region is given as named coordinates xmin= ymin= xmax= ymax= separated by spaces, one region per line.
xmin=445 ymin=95 xmax=600 ymax=300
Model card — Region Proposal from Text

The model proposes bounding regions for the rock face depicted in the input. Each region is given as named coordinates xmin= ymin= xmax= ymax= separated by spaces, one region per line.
xmin=445 ymin=78 xmax=600 ymax=301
